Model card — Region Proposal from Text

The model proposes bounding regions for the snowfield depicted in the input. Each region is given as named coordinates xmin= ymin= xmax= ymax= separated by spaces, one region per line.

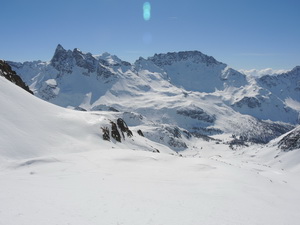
xmin=1 ymin=148 xmax=300 ymax=225
xmin=1 ymin=71 xmax=300 ymax=224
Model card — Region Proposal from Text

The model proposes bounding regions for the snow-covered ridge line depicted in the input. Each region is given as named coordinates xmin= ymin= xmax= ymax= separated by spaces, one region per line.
xmin=1 ymin=73 xmax=300 ymax=224
xmin=6 ymin=44 xmax=300 ymax=148
xmin=1 ymin=46 xmax=300 ymax=225
xmin=0 ymin=75 xmax=175 ymax=160
xmin=239 ymin=68 xmax=289 ymax=77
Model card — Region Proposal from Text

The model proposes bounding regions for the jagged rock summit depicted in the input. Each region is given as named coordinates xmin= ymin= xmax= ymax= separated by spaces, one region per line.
xmin=50 ymin=44 xmax=121 ymax=78
xmin=148 ymin=51 xmax=223 ymax=67
xmin=6 ymin=45 xmax=300 ymax=148
xmin=143 ymin=50 xmax=248 ymax=92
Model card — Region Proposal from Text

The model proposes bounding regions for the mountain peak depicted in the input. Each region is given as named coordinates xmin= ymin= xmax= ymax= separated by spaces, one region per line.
xmin=73 ymin=48 xmax=82 ymax=53
xmin=148 ymin=50 xmax=224 ymax=67
xmin=291 ymin=66 xmax=300 ymax=74
xmin=50 ymin=44 xmax=73 ymax=73
xmin=56 ymin=44 xmax=65 ymax=51
xmin=52 ymin=44 xmax=68 ymax=59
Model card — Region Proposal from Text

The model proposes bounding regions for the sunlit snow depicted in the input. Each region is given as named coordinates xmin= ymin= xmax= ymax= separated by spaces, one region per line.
xmin=1 ymin=73 xmax=300 ymax=225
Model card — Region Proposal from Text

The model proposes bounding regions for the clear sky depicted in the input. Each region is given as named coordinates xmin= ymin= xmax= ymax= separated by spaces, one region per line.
xmin=0 ymin=0 xmax=299 ymax=71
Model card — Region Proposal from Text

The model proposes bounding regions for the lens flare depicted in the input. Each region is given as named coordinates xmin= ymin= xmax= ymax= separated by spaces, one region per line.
xmin=143 ymin=2 xmax=151 ymax=21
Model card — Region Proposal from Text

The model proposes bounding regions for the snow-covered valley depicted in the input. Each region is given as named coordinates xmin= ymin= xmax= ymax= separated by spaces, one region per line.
xmin=1 ymin=46 xmax=300 ymax=224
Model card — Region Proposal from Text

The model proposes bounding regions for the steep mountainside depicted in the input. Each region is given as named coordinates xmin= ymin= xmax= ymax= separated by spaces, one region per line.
xmin=0 ymin=75 xmax=174 ymax=159
xmin=146 ymin=51 xmax=248 ymax=92
xmin=141 ymin=52 xmax=299 ymax=124
xmin=259 ymin=66 xmax=300 ymax=101
xmin=0 ymin=60 xmax=33 ymax=94
xmin=7 ymin=45 xmax=299 ymax=147
xmin=277 ymin=125 xmax=300 ymax=152
xmin=226 ymin=67 xmax=300 ymax=124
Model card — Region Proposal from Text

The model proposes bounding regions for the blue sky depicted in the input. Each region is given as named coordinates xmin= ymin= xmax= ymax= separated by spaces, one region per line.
xmin=0 ymin=0 xmax=299 ymax=70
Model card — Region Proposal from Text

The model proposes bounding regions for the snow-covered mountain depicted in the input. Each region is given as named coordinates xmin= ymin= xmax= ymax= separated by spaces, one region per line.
xmin=227 ymin=68 xmax=300 ymax=124
xmin=0 ymin=74 xmax=175 ymax=160
xmin=7 ymin=45 xmax=299 ymax=148
xmin=1 ymin=46 xmax=300 ymax=225
xmin=140 ymin=51 xmax=300 ymax=124
xmin=1 ymin=67 xmax=300 ymax=225
xmin=146 ymin=51 xmax=248 ymax=92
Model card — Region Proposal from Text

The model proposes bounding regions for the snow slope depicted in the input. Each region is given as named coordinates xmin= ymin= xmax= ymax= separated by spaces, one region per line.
xmin=7 ymin=45 xmax=297 ymax=147
xmin=144 ymin=52 xmax=300 ymax=124
xmin=1 ymin=71 xmax=300 ymax=225
xmin=9 ymin=46 xmax=300 ymax=126
xmin=0 ymin=75 xmax=173 ymax=160
xmin=146 ymin=51 xmax=248 ymax=92
xmin=1 ymin=148 xmax=300 ymax=225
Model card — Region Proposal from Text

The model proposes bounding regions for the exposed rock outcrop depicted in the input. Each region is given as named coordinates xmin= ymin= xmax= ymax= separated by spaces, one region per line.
xmin=102 ymin=118 xmax=133 ymax=142
xmin=177 ymin=107 xmax=216 ymax=123
xmin=110 ymin=121 xmax=122 ymax=142
xmin=137 ymin=130 xmax=144 ymax=137
xmin=117 ymin=118 xmax=133 ymax=138
xmin=234 ymin=97 xmax=261 ymax=108
xmin=278 ymin=126 xmax=300 ymax=151
xmin=50 ymin=44 xmax=118 ymax=78
xmin=0 ymin=60 xmax=33 ymax=94
xmin=148 ymin=51 xmax=223 ymax=67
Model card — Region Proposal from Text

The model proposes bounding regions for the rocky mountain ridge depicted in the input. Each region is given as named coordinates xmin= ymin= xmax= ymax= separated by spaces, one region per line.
xmin=277 ymin=125 xmax=300 ymax=151
xmin=0 ymin=60 xmax=33 ymax=94
xmin=6 ymin=45 xmax=300 ymax=149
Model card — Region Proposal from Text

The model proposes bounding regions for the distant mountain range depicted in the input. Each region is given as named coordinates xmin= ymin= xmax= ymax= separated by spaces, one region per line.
xmin=5 ymin=45 xmax=300 ymax=149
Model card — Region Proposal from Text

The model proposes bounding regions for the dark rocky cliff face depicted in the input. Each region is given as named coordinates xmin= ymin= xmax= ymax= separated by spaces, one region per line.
xmin=278 ymin=126 xmax=300 ymax=151
xmin=50 ymin=44 xmax=117 ymax=78
xmin=148 ymin=51 xmax=223 ymax=67
xmin=0 ymin=60 xmax=33 ymax=94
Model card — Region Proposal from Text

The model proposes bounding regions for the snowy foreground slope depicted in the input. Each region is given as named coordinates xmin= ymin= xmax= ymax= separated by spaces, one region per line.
xmin=1 ymin=73 xmax=300 ymax=224
xmin=0 ymin=76 xmax=173 ymax=160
